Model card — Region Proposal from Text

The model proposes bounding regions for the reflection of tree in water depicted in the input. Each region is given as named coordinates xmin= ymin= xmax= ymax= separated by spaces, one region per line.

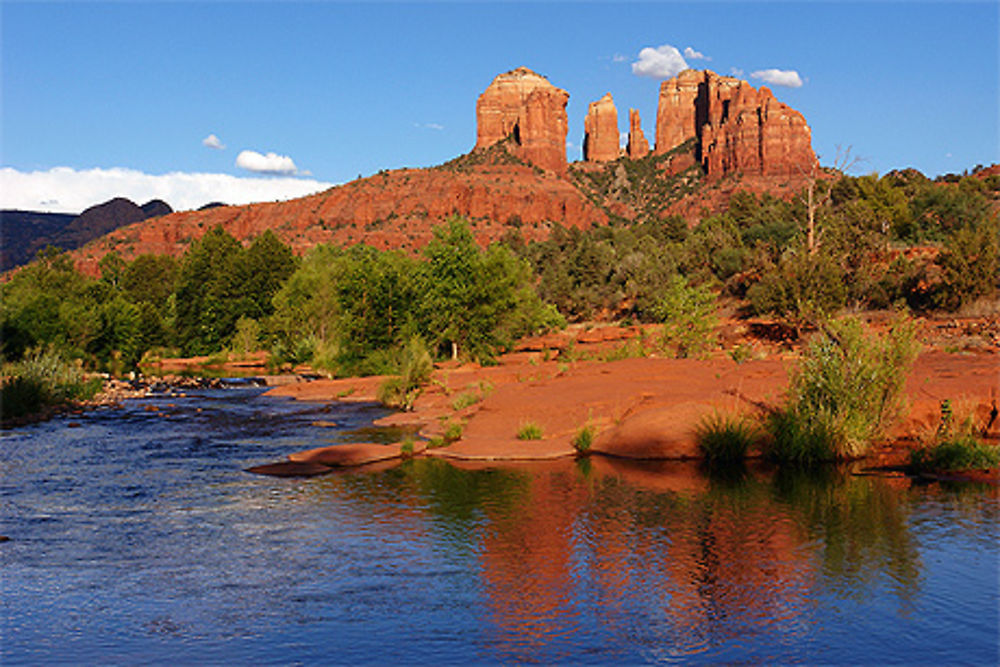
xmin=309 ymin=457 xmax=929 ymax=659
xmin=770 ymin=466 xmax=922 ymax=609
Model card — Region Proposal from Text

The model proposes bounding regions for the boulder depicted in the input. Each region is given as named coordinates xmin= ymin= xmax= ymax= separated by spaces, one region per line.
xmin=288 ymin=441 xmax=426 ymax=466
xmin=590 ymin=402 xmax=715 ymax=459
xmin=583 ymin=93 xmax=620 ymax=162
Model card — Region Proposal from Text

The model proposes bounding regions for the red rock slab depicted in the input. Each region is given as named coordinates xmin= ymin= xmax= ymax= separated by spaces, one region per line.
xmin=246 ymin=461 xmax=334 ymax=477
xmin=288 ymin=441 xmax=426 ymax=467
xmin=591 ymin=401 xmax=718 ymax=460
xmin=425 ymin=437 xmax=575 ymax=461
xmin=266 ymin=375 xmax=386 ymax=402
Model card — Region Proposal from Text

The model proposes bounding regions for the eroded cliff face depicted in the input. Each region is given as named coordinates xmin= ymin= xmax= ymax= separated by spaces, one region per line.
xmin=475 ymin=67 xmax=569 ymax=173
xmin=654 ymin=69 xmax=816 ymax=179
xmin=583 ymin=93 xmax=620 ymax=162
xmin=627 ymin=109 xmax=650 ymax=159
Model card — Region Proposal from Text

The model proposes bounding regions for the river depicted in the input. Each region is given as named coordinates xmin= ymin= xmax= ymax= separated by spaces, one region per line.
xmin=2 ymin=384 xmax=998 ymax=664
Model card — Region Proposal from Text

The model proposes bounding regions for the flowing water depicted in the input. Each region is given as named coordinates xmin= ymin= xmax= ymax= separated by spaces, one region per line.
xmin=2 ymin=385 xmax=998 ymax=664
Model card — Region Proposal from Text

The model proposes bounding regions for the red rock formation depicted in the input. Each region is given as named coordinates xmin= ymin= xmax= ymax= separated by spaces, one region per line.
xmin=626 ymin=109 xmax=649 ymax=159
xmin=654 ymin=69 xmax=816 ymax=179
xmin=583 ymin=93 xmax=620 ymax=162
xmin=475 ymin=67 xmax=569 ymax=173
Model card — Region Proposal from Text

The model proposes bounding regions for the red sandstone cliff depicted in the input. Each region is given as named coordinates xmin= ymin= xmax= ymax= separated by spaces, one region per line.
xmin=475 ymin=67 xmax=569 ymax=173
xmin=583 ymin=93 xmax=620 ymax=162
xmin=654 ymin=69 xmax=816 ymax=179
xmin=627 ymin=109 xmax=650 ymax=159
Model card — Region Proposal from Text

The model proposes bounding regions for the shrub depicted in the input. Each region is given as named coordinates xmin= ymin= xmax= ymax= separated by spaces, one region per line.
xmin=516 ymin=421 xmax=544 ymax=440
xmin=652 ymin=275 xmax=717 ymax=358
xmin=767 ymin=316 xmax=919 ymax=462
xmin=1 ymin=347 xmax=102 ymax=421
xmin=696 ymin=413 xmax=762 ymax=464
xmin=376 ymin=336 xmax=433 ymax=411
xmin=910 ymin=435 xmax=1000 ymax=472
xmin=573 ymin=424 xmax=595 ymax=454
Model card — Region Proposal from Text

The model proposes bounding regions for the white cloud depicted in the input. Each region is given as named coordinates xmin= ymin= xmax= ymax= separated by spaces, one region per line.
xmin=683 ymin=46 xmax=710 ymax=61
xmin=751 ymin=68 xmax=804 ymax=88
xmin=414 ymin=122 xmax=444 ymax=131
xmin=612 ymin=53 xmax=627 ymax=63
xmin=202 ymin=133 xmax=225 ymax=150
xmin=619 ymin=131 xmax=629 ymax=149
xmin=632 ymin=44 xmax=689 ymax=79
xmin=235 ymin=149 xmax=298 ymax=174
xmin=0 ymin=166 xmax=335 ymax=213
xmin=730 ymin=67 xmax=746 ymax=78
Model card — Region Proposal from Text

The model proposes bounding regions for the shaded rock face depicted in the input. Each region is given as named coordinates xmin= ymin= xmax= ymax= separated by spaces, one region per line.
xmin=583 ymin=93 xmax=620 ymax=162
xmin=475 ymin=67 xmax=569 ymax=173
xmin=654 ymin=69 xmax=816 ymax=179
xmin=627 ymin=108 xmax=650 ymax=159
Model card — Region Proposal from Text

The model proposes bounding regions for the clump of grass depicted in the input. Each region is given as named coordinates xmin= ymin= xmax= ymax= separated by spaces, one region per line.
xmin=400 ymin=437 xmax=415 ymax=457
xmin=572 ymin=424 xmax=595 ymax=454
xmin=377 ymin=336 xmax=433 ymax=411
xmin=443 ymin=420 xmax=464 ymax=442
xmin=427 ymin=436 xmax=446 ymax=449
xmin=766 ymin=316 xmax=919 ymax=463
xmin=516 ymin=421 xmax=544 ymax=440
xmin=451 ymin=391 xmax=480 ymax=411
xmin=910 ymin=434 xmax=1000 ymax=472
xmin=1 ymin=347 xmax=102 ymax=421
xmin=695 ymin=413 xmax=762 ymax=464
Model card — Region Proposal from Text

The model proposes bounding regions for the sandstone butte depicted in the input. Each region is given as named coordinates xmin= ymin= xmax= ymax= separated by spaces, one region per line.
xmin=475 ymin=67 xmax=570 ymax=174
xmin=583 ymin=93 xmax=620 ymax=162
xmin=655 ymin=69 xmax=817 ymax=179
xmin=63 ymin=66 xmax=823 ymax=274
xmin=627 ymin=108 xmax=650 ymax=159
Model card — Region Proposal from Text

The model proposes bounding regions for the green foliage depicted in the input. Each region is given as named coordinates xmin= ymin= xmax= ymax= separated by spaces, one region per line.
xmin=770 ymin=316 xmax=919 ymax=462
xmin=933 ymin=216 xmax=999 ymax=310
xmin=1 ymin=347 xmax=101 ymax=420
xmin=747 ymin=250 xmax=848 ymax=329
xmin=910 ymin=435 xmax=999 ymax=472
xmin=451 ymin=391 xmax=481 ymax=411
xmin=516 ymin=421 xmax=544 ymax=440
xmin=376 ymin=336 xmax=434 ymax=411
xmin=572 ymin=424 xmax=594 ymax=454
xmin=443 ymin=420 xmax=464 ymax=442
xmin=652 ymin=275 xmax=717 ymax=358
xmin=696 ymin=413 xmax=762 ymax=464
xmin=229 ymin=316 xmax=261 ymax=358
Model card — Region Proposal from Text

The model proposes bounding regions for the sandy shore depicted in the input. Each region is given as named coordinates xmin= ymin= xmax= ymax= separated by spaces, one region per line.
xmin=265 ymin=340 xmax=999 ymax=465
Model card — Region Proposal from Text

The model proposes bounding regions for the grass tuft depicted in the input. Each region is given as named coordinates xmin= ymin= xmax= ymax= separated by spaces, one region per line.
xmin=516 ymin=421 xmax=544 ymax=441
xmin=910 ymin=435 xmax=1000 ymax=473
xmin=695 ymin=413 xmax=761 ymax=464
xmin=573 ymin=424 xmax=595 ymax=454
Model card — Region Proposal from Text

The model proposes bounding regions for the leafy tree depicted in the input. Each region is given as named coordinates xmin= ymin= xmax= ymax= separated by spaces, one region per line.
xmin=174 ymin=226 xmax=245 ymax=354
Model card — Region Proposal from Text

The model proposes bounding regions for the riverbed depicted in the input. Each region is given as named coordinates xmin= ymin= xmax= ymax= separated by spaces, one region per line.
xmin=2 ymin=385 xmax=997 ymax=664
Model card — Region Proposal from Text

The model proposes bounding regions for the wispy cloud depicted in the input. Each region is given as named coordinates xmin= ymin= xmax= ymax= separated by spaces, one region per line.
xmin=612 ymin=53 xmax=627 ymax=63
xmin=683 ymin=46 xmax=710 ymax=61
xmin=730 ymin=67 xmax=746 ymax=78
xmin=235 ymin=150 xmax=298 ymax=174
xmin=751 ymin=68 xmax=804 ymax=88
xmin=202 ymin=133 xmax=225 ymax=150
xmin=632 ymin=44 xmax=688 ymax=79
xmin=0 ymin=166 xmax=334 ymax=213
xmin=414 ymin=122 xmax=444 ymax=131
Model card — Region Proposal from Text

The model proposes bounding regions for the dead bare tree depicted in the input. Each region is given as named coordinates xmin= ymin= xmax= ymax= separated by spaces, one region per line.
xmin=801 ymin=145 xmax=863 ymax=255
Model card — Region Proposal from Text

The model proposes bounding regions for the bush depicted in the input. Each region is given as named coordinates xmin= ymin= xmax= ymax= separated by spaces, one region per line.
xmin=376 ymin=336 xmax=433 ymax=411
xmin=1 ymin=347 xmax=102 ymax=421
xmin=910 ymin=435 xmax=1000 ymax=472
xmin=696 ymin=413 xmax=762 ymax=464
xmin=573 ymin=424 xmax=595 ymax=454
xmin=767 ymin=316 xmax=919 ymax=462
xmin=516 ymin=421 xmax=544 ymax=440
xmin=451 ymin=391 xmax=481 ymax=411
xmin=652 ymin=275 xmax=717 ymax=358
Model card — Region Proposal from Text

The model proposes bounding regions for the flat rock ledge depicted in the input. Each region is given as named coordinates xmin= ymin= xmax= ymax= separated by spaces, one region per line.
xmin=247 ymin=441 xmax=426 ymax=477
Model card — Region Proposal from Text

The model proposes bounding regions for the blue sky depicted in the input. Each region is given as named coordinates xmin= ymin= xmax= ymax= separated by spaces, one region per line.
xmin=2 ymin=1 xmax=997 ymax=212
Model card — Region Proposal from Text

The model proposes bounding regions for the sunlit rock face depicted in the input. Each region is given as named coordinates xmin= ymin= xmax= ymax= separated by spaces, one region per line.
xmin=583 ymin=93 xmax=620 ymax=163
xmin=475 ymin=67 xmax=570 ymax=173
xmin=655 ymin=69 xmax=817 ymax=179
